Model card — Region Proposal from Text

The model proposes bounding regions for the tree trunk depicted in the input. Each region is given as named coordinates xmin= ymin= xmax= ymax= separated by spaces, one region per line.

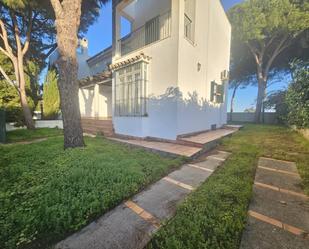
xmin=17 ymin=55 xmax=35 ymax=130
xmin=20 ymin=88 xmax=35 ymax=129
xmin=255 ymin=77 xmax=267 ymax=123
xmin=52 ymin=0 xmax=84 ymax=149
xmin=230 ymin=84 xmax=239 ymax=122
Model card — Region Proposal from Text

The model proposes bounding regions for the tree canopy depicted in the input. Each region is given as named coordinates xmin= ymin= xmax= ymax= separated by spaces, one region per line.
xmin=228 ymin=0 xmax=309 ymax=121
xmin=1 ymin=0 xmax=109 ymax=131
xmin=286 ymin=60 xmax=309 ymax=128
xmin=0 ymin=53 xmax=39 ymax=125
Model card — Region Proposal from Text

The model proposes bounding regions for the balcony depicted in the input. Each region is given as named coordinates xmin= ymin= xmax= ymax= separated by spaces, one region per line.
xmin=118 ymin=11 xmax=171 ymax=57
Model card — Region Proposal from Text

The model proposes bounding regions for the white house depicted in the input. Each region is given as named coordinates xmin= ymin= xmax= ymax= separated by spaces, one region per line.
xmin=77 ymin=0 xmax=231 ymax=140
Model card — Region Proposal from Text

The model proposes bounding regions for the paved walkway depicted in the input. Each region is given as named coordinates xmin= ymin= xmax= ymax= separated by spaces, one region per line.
xmin=3 ymin=137 xmax=48 ymax=146
xmin=109 ymin=138 xmax=201 ymax=157
xmin=54 ymin=150 xmax=231 ymax=249
xmin=179 ymin=128 xmax=236 ymax=145
xmin=240 ymin=157 xmax=309 ymax=249
xmin=109 ymin=128 xmax=239 ymax=158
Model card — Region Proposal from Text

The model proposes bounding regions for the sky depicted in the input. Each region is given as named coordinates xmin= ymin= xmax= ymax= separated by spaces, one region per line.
xmin=84 ymin=0 xmax=290 ymax=112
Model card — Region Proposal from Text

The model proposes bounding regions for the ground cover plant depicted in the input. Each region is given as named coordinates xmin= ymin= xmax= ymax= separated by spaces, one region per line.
xmin=0 ymin=134 xmax=184 ymax=249
xmin=6 ymin=128 xmax=63 ymax=143
xmin=148 ymin=124 xmax=309 ymax=249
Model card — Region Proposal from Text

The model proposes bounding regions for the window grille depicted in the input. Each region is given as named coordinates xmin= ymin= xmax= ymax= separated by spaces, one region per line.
xmin=115 ymin=62 xmax=148 ymax=116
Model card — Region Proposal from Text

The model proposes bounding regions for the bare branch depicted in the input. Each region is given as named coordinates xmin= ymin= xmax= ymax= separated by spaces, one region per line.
xmin=0 ymin=47 xmax=12 ymax=59
xmin=0 ymin=18 xmax=14 ymax=59
xmin=264 ymin=35 xmax=291 ymax=77
xmin=11 ymin=13 xmax=23 ymax=56
xmin=0 ymin=65 xmax=18 ymax=90
xmin=22 ymin=8 xmax=34 ymax=55
xmin=50 ymin=0 xmax=64 ymax=18
xmin=247 ymin=42 xmax=260 ymax=65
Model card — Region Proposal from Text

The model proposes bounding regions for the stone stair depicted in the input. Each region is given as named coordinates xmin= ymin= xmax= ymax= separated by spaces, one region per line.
xmin=176 ymin=126 xmax=241 ymax=150
xmin=81 ymin=118 xmax=114 ymax=137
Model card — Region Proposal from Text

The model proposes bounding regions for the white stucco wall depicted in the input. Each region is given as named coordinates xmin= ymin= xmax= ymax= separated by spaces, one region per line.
xmin=176 ymin=0 xmax=231 ymax=136
xmin=113 ymin=0 xmax=180 ymax=140
xmin=79 ymin=84 xmax=112 ymax=118
xmin=99 ymin=85 xmax=112 ymax=117
xmin=35 ymin=120 xmax=63 ymax=129
xmin=113 ymin=0 xmax=231 ymax=140
xmin=79 ymin=86 xmax=95 ymax=117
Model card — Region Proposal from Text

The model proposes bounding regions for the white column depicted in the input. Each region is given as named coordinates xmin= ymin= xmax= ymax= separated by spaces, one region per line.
xmin=115 ymin=10 xmax=122 ymax=59
xmin=94 ymin=84 xmax=100 ymax=118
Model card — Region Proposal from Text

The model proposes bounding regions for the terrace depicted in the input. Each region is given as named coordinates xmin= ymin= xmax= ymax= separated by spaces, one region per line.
xmin=115 ymin=0 xmax=172 ymax=57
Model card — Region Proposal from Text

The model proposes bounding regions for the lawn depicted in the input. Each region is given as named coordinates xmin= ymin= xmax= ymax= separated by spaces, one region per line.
xmin=148 ymin=124 xmax=309 ymax=249
xmin=0 ymin=132 xmax=184 ymax=249
xmin=6 ymin=128 xmax=63 ymax=143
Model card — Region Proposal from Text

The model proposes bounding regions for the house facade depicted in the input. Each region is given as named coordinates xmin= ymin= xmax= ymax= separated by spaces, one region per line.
xmin=77 ymin=0 xmax=231 ymax=140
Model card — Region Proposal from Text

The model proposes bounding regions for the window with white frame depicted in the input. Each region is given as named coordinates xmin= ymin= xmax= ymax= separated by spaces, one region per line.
xmin=184 ymin=0 xmax=196 ymax=42
xmin=115 ymin=61 xmax=148 ymax=116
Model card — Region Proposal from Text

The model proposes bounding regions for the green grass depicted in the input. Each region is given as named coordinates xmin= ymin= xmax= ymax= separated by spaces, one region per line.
xmin=6 ymin=128 xmax=63 ymax=143
xmin=0 ymin=135 xmax=184 ymax=249
xmin=148 ymin=124 xmax=309 ymax=249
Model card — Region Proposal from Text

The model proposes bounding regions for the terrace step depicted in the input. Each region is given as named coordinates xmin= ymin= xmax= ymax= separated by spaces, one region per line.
xmin=81 ymin=118 xmax=114 ymax=137
xmin=176 ymin=128 xmax=238 ymax=151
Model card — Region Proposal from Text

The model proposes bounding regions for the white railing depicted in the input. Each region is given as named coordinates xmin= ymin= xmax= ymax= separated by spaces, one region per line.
xmin=119 ymin=11 xmax=171 ymax=56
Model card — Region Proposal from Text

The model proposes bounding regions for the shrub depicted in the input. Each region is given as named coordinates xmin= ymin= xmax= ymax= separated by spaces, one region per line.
xmin=264 ymin=90 xmax=289 ymax=124
xmin=43 ymin=70 xmax=60 ymax=120
xmin=0 ymin=81 xmax=35 ymax=126
xmin=286 ymin=60 xmax=309 ymax=128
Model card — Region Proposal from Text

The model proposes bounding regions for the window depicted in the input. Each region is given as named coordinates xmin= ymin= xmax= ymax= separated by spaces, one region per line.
xmin=211 ymin=81 xmax=225 ymax=104
xmin=184 ymin=0 xmax=196 ymax=42
xmin=115 ymin=62 xmax=148 ymax=116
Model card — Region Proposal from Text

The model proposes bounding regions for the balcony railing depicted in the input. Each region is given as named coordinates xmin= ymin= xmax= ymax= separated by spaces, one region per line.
xmin=118 ymin=11 xmax=171 ymax=56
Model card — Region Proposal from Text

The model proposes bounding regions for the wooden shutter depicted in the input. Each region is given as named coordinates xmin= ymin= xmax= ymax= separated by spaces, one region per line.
xmin=217 ymin=83 xmax=225 ymax=103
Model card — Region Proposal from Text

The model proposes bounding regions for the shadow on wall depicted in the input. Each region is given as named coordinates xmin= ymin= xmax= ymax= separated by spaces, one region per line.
xmin=81 ymin=88 xmax=95 ymax=117
xmin=148 ymin=87 xmax=226 ymax=136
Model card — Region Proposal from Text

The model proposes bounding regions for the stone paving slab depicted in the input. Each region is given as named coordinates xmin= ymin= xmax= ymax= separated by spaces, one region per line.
xmin=255 ymin=168 xmax=303 ymax=193
xmin=167 ymin=165 xmax=212 ymax=188
xmin=240 ymin=157 xmax=309 ymax=249
xmin=54 ymin=150 xmax=230 ymax=249
xmin=212 ymin=150 xmax=232 ymax=160
xmin=55 ymin=205 xmax=156 ymax=249
xmin=259 ymin=157 xmax=298 ymax=173
xmin=240 ymin=216 xmax=309 ymax=249
xmin=179 ymin=128 xmax=236 ymax=145
xmin=131 ymin=179 xmax=190 ymax=221
xmin=109 ymin=138 xmax=201 ymax=157
xmin=194 ymin=157 xmax=222 ymax=171
xmin=251 ymin=185 xmax=309 ymax=232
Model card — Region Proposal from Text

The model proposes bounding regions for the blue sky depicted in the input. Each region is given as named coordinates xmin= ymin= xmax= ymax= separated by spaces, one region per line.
xmin=84 ymin=0 xmax=289 ymax=112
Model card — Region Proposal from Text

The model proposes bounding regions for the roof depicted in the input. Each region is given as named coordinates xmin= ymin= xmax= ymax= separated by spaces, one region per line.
xmin=86 ymin=45 xmax=112 ymax=65
xmin=109 ymin=53 xmax=151 ymax=71
xmin=79 ymin=70 xmax=112 ymax=88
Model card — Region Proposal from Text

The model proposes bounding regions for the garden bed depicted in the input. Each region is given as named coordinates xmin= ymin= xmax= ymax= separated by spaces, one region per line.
xmin=0 ymin=133 xmax=184 ymax=249
xmin=148 ymin=124 xmax=309 ymax=249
